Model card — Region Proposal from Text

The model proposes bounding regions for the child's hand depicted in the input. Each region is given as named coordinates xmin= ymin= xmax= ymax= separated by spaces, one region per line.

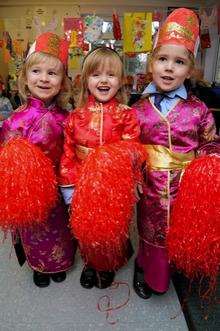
xmin=60 ymin=186 xmax=74 ymax=205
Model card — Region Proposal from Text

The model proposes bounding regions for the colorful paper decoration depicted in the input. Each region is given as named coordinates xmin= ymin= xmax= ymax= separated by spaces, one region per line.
xmin=33 ymin=15 xmax=58 ymax=36
xmin=68 ymin=47 xmax=83 ymax=70
xmin=3 ymin=31 xmax=13 ymax=54
xmin=25 ymin=9 xmax=33 ymax=30
xmin=84 ymin=15 xmax=103 ymax=43
xmin=63 ymin=17 xmax=84 ymax=48
xmin=112 ymin=11 xmax=122 ymax=40
xmin=2 ymin=31 xmax=13 ymax=63
xmin=123 ymin=13 xmax=152 ymax=53
xmin=69 ymin=54 xmax=81 ymax=70
xmin=13 ymin=39 xmax=24 ymax=56
xmin=200 ymin=9 xmax=211 ymax=49
xmin=152 ymin=10 xmax=163 ymax=22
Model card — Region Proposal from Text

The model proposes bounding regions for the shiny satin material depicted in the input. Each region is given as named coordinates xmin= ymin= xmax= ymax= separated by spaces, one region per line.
xmin=59 ymin=95 xmax=140 ymax=186
xmin=134 ymin=95 xmax=217 ymax=292
xmin=75 ymin=144 xmax=94 ymax=160
xmin=144 ymin=144 xmax=195 ymax=170
xmin=59 ymin=95 xmax=140 ymax=269
xmin=0 ymin=97 xmax=76 ymax=273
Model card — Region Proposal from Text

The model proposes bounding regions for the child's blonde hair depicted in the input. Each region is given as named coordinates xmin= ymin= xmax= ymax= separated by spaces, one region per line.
xmin=77 ymin=47 xmax=127 ymax=107
xmin=18 ymin=52 xmax=72 ymax=108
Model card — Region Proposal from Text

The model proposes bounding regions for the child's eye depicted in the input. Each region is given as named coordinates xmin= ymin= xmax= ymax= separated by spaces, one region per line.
xmin=32 ymin=69 xmax=39 ymax=73
xmin=91 ymin=71 xmax=100 ymax=77
xmin=158 ymin=56 xmax=167 ymax=61
xmin=176 ymin=59 xmax=185 ymax=65
xmin=48 ymin=71 xmax=56 ymax=75
xmin=108 ymin=73 xmax=115 ymax=77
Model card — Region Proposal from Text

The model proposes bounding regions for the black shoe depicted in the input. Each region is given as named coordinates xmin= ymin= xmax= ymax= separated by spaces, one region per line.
xmin=152 ymin=289 xmax=167 ymax=296
xmin=51 ymin=272 xmax=66 ymax=283
xmin=33 ymin=271 xmax=50 ymax=288
xmin=95 ymin=271 xmax=115 ymax=289
xmin=80 ymin=267 xmax=97 ymax=289
xmin=133 ymin=260 xmax=152 ymax=299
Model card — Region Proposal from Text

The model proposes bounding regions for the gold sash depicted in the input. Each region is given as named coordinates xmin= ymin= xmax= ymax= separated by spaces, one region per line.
xmin=75 ymin=144 xmax=94 ymax=160
xmin=144 ymin=144 xmax=195 ymax=170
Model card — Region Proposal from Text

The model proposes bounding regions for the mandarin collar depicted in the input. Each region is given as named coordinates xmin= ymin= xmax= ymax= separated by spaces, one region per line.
xmin=27 ymin=97 xmax=56 ymax=111
xmin=87 ymin=95 xmax=118 ymax=108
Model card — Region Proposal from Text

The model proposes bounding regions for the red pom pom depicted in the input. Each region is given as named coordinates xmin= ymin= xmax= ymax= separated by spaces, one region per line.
xmin=167 ymin=155 xmax=220 ymax=286
xmin=0 ymin=138 xmax=57 ymax=230
xmin=71 ymin=141 xmax=146 ymax=271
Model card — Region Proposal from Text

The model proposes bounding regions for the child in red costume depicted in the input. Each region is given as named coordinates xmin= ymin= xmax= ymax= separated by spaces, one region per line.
xmin=59 ymin=47 xmax=140 ymax=289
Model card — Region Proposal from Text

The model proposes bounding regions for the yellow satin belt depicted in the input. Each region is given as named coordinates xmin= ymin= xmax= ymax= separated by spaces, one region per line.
xmin=144 ymin=144 xmax=195 ymax=170
xmin=75 ymin=144 xmax=94 ymax=160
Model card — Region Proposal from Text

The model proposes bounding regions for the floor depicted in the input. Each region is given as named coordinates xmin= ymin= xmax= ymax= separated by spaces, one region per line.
xmin=0 ymin=232 xmax=188 ymax=331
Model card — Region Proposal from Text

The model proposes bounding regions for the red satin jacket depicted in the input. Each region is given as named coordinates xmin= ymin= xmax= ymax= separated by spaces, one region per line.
xmin=59 ymin=95 xmax=140 ymax=186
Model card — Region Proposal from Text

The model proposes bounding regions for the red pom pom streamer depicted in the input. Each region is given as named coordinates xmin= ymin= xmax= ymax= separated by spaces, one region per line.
xmin=0 ymin=138 xmax=57 ymax=230
xmin=71 ymin=141 xmax=146 ymax=271
xmin=167 ymin=155 xmax=220 ymax=289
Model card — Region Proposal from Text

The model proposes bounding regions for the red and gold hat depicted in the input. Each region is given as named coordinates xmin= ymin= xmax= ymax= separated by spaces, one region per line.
xmin=27 ymin=32 xmax=69 ymax=66
xmin=154 ymin=8 xmax=200 ymax=56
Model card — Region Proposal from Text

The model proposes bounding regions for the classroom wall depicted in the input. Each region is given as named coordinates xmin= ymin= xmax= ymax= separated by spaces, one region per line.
xmin=0 ymin=1 xmax=218 ymax=83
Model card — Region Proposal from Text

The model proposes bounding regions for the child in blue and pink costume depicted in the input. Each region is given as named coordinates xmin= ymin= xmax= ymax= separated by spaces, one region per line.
xmin=132 ymin=8 xmax=219 ymax=299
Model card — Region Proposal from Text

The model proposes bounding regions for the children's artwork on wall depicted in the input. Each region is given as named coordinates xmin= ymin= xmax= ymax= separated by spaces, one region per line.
xmin=25 ymin=9 xmax=33 ymax=30
xmin=12 ymin=39 xmax=25 ymax=57
xmin=84 ymin=15 xmax=103 ymax=43
xmin=123 ymin=12 xmax=152 ymax=53
xmin=63 ymin=17 xmax=84 ymax=48
xmin=69 ymin=54 xmax=81 ymax=70
xmin=200 ymin=9 xmax=211 ymax=49
xmin=69 ymin=47 xmax=83 ymax=70
xmin=33 ymin=15 xmax=58 ymax=36
xmin=124 ymin=53 xmax=148 ymax=75
xmin=8 ymin=55 xmax=23 ymax=77
xmin=2 ymin=31 xmax=13 ymax=63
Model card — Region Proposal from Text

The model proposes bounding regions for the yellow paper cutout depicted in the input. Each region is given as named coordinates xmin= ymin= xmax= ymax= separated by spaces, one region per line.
xmin=69 ymin=55 xmax=81 ymax=70
xmin=123 ymin=13 xmax=152 ymax=53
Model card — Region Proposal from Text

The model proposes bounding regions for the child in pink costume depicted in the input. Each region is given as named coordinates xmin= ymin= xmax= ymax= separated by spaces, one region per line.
xmin=1 ymin=32 xmax=77 ymax=287
xmin=132 ymin=8 xmax=219 ymax=299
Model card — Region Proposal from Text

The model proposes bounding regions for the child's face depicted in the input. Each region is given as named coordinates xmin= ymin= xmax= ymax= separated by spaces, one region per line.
xmin=26 ymin=57 xmax=63 ymax=105
xmin=149 ymin=44 xmax=192 ymax=92
xmin=87 ymin=62 xmax=120 ymax=103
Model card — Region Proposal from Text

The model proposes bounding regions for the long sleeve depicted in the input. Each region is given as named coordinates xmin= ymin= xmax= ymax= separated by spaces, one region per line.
xmin=59 ymin=113 xmax=82 ymax=186
xmin=121 ymin=107 xmax=140 ymax=141
xmin=0 ymin=112 xmax=24 ymax=144
xmin=197 ymin=104 xmax=220 ymax=155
